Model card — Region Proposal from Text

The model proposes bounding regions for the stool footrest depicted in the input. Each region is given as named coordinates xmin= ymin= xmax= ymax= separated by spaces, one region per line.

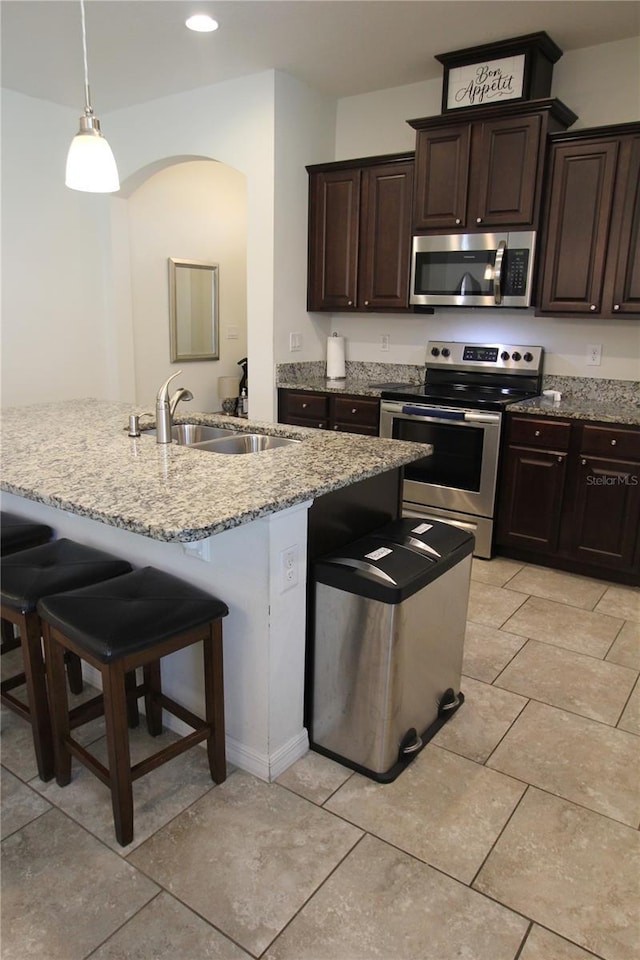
xmin=1 ymin=682 xmax=29 ymax=720
xmin=69 ymin=693 xmax=104 ymax=728
xmin=131 ymin=726 xmax=210 ymax=781
xmin=65 ymin=737 xmax=110 ymax=787
xmin=158 ymin=692 xmax=208 ymax=733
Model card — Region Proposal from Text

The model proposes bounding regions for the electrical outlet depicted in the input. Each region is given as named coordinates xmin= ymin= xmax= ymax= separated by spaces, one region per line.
xmin=280 ymin=545 xmax=299 ymax=592
xmin=381 ymin=334 xmax=390 ymax=352
xmin=227 ymin=326 xmax=239 ymax=340
xmin=289 ymin=333 xmax=302 ymax=352
xmin=586 ymin=343 xmax=602 ymax=366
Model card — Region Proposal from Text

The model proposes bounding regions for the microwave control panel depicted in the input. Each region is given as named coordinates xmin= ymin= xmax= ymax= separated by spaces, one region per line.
xmin=502 ymin=249 xmax=530 ymax=296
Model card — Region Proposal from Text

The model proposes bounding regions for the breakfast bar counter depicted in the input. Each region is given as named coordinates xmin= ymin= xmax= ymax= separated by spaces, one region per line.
xmin=1 ymin=399 xmax=429 ymax=780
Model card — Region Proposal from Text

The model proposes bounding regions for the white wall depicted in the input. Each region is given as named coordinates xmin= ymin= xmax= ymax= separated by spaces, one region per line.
xmin=325 ymin=37 xmax=640 ymax=380
xmin=1 ymin=90 xmax=116 ymax=406
xmin=127 ymin=160 xmax=247 ymax=413
xmin=273 ymin=72 xmax=336 ymax=367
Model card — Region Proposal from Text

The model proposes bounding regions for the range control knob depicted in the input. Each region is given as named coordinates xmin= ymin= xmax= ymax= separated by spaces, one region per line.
xmin=511 ymin=351 xmax=522 ymax=362
xmin=441 ymin=348 xmax=451 ymax=358
xmin=431 ymin=347 xmax=440 ymax=357
xmin=523 ymin=352 xmax=534 ymax=362
xmin=500 ymin=351 xmax=510 ymax=361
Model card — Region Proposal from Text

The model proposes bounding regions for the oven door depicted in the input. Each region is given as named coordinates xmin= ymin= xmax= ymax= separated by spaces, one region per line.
xmin=380 ymin=400 xmax=502 ymax=518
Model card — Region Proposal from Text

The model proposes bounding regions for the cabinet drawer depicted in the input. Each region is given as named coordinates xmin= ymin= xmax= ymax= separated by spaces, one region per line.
xmin=332 ymin=396 xmax=380 ymax=428
xmin=285 ymin=392 xmax=329 ymax=421
xmin=508 ymin=416 xmax=572 ymax=450
xmin=580 ymin=424 xmax=640 ymax=459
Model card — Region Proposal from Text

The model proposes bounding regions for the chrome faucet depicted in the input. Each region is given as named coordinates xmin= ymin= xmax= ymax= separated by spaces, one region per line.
xmin=170 ymin=387 xmax=193 ymax=417
xmin=155 ymin=371 xmax=192 ymax=443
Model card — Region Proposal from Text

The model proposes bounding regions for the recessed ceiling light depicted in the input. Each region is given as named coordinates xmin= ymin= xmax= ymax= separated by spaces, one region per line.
xmin=185 ymin=14 xmax=219 ymax=33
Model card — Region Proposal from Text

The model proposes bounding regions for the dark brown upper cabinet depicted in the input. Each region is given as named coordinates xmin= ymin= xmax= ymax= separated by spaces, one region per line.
xmin=307 ymin=154 xmax=414 ymax=312
xmin=537 ymin=122 xmax=640 ymax=316
xmin=408 ymin=99 xmax=576 ymax=234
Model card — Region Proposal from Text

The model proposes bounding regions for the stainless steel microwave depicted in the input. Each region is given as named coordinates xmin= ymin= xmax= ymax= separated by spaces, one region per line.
xmin=410 ymin=231 xmax=536 ymax=308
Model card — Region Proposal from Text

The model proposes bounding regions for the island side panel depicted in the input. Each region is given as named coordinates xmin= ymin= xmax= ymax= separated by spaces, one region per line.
xmin=1 ymin=492 xmax=311 ymax=781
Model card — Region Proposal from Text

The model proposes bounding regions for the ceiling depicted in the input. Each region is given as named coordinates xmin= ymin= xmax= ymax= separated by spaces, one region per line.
xmin=2 ymin=1 xmax=639 ymax=113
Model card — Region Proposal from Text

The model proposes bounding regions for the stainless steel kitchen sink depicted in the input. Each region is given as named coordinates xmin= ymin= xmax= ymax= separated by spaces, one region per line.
xmin=143 ymin=423 xmax=241 ymax=444
xmin=191 ymin=434 xmax=300 ymax=455
xmin=140 ymin=423 xmax=300 ymax=454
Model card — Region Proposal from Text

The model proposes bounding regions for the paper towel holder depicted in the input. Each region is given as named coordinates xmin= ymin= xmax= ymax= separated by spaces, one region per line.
xmin=327 ymin=331 xmax=346 ymax=381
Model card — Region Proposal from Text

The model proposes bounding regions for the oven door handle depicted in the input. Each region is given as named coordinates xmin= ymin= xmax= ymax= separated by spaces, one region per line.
xmin=463 ymin=411 xmax=501 ymax=424
xmin=401 ymin=406 xmax=466 ymax=421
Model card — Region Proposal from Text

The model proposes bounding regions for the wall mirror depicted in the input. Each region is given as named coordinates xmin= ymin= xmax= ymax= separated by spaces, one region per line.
xmin=168 ymin=258 xmax=219 ymax=362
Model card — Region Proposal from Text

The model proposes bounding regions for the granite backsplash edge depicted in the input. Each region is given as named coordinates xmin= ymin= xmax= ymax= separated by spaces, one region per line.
xmin=276 ymin=362 xmax=639 ymax=405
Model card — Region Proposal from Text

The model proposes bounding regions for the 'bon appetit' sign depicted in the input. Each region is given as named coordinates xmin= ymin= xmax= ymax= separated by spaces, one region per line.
xmin=446 ymin=54 xmax=525 ymax=109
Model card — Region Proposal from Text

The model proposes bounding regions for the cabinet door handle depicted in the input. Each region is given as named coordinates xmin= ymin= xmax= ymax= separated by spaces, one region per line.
xmin=613 ymin=304 xmax=620 ymax=311
xmin=333 ymin=425 xmax=339 ymax=430
xmin=534 ymin=430 xmax=541 ymax=437
xmin=582 ymin=459 xmax=587 ymax=465
xmin=590 ymin=304 xmax=597 ymax=311
xmin=557 ymin=456 xmax=563 ymax=463
xmin=301 ymin=403 xmax=308 ymax=409
xmin=455 ymin=218 xmax=461 ymax=225
xmin=364 ymin=300 xmax=369 ymax=306
xmin=347 ymin=300 xmax=353 ymax=306
xmin=611 ymin=439 xmax=617 ymax=446
xmin=351 ymin=408 xmax=357 ymax=414
xmin=318 ymin=423 xmax=325 ymax=429
xmin=476 ymin=217 xmax=483 ymax=224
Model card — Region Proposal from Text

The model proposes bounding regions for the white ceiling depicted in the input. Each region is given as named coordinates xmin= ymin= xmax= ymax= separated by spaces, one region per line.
xmin=2 ymin=1 xmax=639 ymax=113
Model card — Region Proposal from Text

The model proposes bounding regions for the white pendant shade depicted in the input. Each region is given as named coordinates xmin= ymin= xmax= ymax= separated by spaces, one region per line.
xmin=65 ymin=127 xmax=120 ymax=193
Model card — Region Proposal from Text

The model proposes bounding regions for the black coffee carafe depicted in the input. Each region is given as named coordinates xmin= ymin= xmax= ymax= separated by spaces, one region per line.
xmin=237 ymin=357 xmax=248 ymax=394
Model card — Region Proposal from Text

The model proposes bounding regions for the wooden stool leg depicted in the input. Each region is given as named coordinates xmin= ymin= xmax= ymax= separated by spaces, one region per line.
xmin=42 ymin=622 xmax=72 ymax=786
xmin=64 ymin=652 xmax=84 ymax=695
xmin=203 ymin=620 xmax=226 ymax=784
xmin=21 ymin=612 xmax=55 ymax=781
xmin=143 ymin=660 xmax=163 ymax=736
xmin=125 ymin=670 xmax=140 ymax=728
xmin=102 ymin=660 xmax=134 ymax=847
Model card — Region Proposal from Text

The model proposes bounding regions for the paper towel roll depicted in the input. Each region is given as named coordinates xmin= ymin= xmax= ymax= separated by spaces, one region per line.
xmin=327 ymin=334 xmax=346 ymax=380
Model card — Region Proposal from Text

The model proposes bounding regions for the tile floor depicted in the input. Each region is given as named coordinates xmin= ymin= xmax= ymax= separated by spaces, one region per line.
xmin=2 ymin=558 xmax=639 ymax=960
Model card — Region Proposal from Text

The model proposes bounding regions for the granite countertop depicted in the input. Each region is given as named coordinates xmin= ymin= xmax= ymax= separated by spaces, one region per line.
xmin=0 ymin=400 xmax=430 ymax=542
xmin=508 ymin=396 xmax=640 ymax=426
xmin=278 ymin=365 xmax=640 ymax=426
xmin=276 ymin=377 xmax=388 ymax=397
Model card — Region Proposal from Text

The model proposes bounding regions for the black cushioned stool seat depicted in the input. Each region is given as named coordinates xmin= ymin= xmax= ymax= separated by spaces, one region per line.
xmin=1 ymin=538 xmax=132 ymax=781
xmin=1 ymin=511 xmax=53 ymax=556
xmin=38 ymin=566 xmax=229 ymax=847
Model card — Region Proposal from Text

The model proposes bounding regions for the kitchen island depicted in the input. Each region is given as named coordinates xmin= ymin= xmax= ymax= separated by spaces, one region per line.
xmin=1 ymin=400 xmax=429 ymax=779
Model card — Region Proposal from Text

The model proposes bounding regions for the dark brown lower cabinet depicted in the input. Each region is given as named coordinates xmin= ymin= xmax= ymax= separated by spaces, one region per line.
xmin=498 ymin=446 xmax=567 ymax=553
xmin=571 ymin=456 xmax=640 ymax=570
xmin=278 ymin=388 xmax=380 ymax=436
xmin=496 ymin=414 xmax=640 ymax=584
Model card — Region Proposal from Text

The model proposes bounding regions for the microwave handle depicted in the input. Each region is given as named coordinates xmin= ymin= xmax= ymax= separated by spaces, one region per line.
xmin=494 ymin=240 xmax=506 ymax=305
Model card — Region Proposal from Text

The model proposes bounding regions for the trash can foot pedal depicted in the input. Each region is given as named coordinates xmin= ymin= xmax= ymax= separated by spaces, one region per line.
xmin=438 ymin=687 xmax=461 ymax=716
xmin=399 ymin=728 xmax=423 ymax=755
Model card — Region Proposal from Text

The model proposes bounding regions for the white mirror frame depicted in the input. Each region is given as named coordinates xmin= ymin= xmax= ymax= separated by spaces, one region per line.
xmin=168 ymin=257 xmax=219 ymax=362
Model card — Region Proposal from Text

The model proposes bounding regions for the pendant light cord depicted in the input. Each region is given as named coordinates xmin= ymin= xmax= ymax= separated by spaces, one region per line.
xmin=80 ymin=0 xmax=92 ymax=113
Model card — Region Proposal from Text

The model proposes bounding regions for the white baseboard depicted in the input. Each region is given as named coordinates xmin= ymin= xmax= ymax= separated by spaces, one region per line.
xmin=80 ymin=665 xmax=309 ymax=782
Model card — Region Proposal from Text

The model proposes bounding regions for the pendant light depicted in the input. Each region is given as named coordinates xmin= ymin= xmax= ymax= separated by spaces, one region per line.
xmin=65 ymin=0 xmax=120 ymax=193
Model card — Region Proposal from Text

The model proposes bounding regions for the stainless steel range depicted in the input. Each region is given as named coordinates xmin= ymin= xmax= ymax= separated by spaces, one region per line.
xmin=379 ymin=341 xmax=543 ymax=558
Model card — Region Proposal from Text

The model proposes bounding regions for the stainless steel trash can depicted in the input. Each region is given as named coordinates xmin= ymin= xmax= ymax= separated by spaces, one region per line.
xmin=311 ymin=519 xmax=473 ymax=781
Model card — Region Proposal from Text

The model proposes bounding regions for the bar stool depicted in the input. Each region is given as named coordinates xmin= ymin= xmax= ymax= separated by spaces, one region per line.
xmin=39 ymin=566 xmax=229 ymax=847
xmin=1 ymin=539 xmax=132 ymax=781
xmin=1 ymin=512 xmax=53 ymax=652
